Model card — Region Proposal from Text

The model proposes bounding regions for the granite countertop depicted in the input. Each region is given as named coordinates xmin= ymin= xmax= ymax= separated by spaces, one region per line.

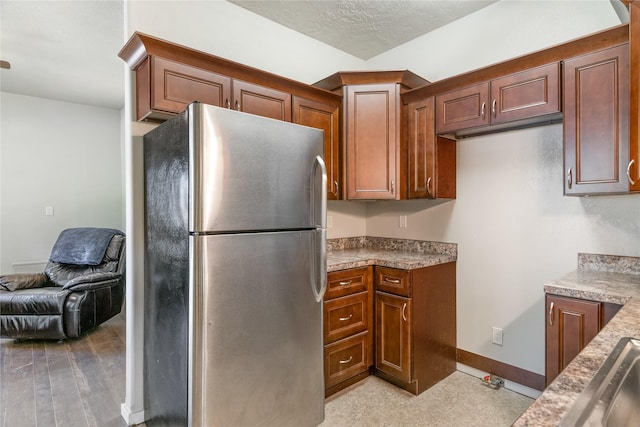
xmin=513 ymin=253 xmax=640 ymax=427
xmin=326 ymin=236 xmax=457 ymax=272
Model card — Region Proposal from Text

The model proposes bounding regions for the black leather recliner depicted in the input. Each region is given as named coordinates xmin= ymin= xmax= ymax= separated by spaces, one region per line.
xmin=0 ymin=227 xmax=125 ymax=340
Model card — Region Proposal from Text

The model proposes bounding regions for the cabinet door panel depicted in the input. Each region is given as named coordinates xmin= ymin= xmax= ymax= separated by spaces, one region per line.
xmin=376 ymin=292 xmax=411 ymax=382
xmin=293 ymin=96 xmax=341 ymax=199
xmin=563 ymin=44 xmax=629 ymax=195
xmin=346 ymin=84 xmax=398 ymax=199
xmin=490 ymin=62 xmax=560 ymax=124
xmin=146 ymin=56 xmax=231 ymax=120
xmin=545 ymin=295 xmax=601 ymax=386
xmin=232 ymin=80 xmax=291 ymax=121
xmin=408 ymin=98 xmax=434 ymax=198
xmin=631 ymin=3 xmax=640 ymax=191
xmin=436 ymin=83 xmax=489 ymax=134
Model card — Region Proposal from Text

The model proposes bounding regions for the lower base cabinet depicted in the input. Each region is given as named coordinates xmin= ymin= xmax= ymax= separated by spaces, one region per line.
xmin=374 ymin=262 xmax=457 ymax=395
xmin=545 ymin=294 xmax=622 ymax=386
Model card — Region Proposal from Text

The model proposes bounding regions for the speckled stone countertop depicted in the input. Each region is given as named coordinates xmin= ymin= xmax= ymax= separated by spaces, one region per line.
xmin=326 ymin=236 xmax=457 ymax=272
xmin=513 ymin=253 xmax=640 ymax=427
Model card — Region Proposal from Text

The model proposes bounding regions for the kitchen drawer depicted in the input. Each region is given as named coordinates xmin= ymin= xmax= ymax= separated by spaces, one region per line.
xmin=324 ymin=291 xmax=369 ymax=344
xmin=375 ymin=267 xmax=411 ymax=297
xmin=324 ymin=331 xmax=369 ymax=388
xmin=325 ymin=267 xmax=371 ymax=300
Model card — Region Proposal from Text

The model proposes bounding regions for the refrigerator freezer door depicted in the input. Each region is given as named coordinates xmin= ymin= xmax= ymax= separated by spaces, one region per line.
xmin=189 ymin=103 xmax=324 ymax=233
xmin=189 ymin=231 xmax=324 ymax=427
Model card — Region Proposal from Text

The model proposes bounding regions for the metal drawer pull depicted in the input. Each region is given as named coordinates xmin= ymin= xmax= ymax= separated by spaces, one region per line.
xmin=427 ymin=177 xmax=432 ymax=197
xmin=339 ymin=356 xmax=353 ymax=364
xmin=402 ymin=303 xmax=407 ymax=322
xmin=339 ymin=314 xmax=353 ymax=321
xmin=492 ymin=99 xmax=497 ymax=117
xmin=235 ymin=100 xmax=241 ymax=111
xmin=548 ymin=302 xmax=554 ymax=326
xmin=334 ymin=181 xmax=339 ymax=197
xmin=481 ymin=101 xmax=486 ymax=119
xmin=627 ymin=159 xmax=636 ymax=185
xmin=384 ymin=278 xmax=401 ymax=284
xmin=339 ymin=280 xmax=352 ymax=286
xmin=225 ymin=99 xmax=230 ymax=109
xmin=567 ymin=168 xmax=573 ymax=189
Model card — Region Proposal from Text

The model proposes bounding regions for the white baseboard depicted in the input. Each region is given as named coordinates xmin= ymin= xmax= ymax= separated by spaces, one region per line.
xmin=457 ymin=363 xmax=542 ymax=400
xmin=121 ymin=403 xmax=146 ymax=426
xmin=11 ymin=260 xmax=48 ymax=273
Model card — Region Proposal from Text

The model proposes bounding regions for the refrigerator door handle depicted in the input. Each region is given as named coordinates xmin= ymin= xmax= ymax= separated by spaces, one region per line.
xmin=312 ymin=229 xmax=327 ymax=302
xmin=312 ymin=155 xmax=327 ymax=229
xmin=311 ymin=155 xmax=327 ymax=302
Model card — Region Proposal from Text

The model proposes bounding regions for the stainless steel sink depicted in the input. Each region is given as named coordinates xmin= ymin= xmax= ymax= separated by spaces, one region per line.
xmin=560 ymin=337 xmax=640 ymax=427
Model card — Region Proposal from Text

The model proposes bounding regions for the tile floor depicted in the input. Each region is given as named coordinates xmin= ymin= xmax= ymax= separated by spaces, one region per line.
xmin=322 ymin=372 xmax=533 ymax=426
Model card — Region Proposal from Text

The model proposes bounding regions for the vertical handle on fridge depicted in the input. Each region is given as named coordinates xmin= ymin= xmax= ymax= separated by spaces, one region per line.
xmin=311 ymin=155 xmax=327 ymax=302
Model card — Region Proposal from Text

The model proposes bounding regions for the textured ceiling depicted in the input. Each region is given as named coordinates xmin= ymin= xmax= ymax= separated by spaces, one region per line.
xmin=230 ymin=0 xmax=497 ymax=59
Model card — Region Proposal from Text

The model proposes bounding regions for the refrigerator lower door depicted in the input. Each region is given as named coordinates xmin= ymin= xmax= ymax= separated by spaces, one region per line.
xmin=190 ymin=231 xmax=324 ymax=427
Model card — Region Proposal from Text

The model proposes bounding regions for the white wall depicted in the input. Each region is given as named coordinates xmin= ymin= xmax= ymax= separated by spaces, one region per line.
xmin=0 ymin=92 xmax=124 ymax=274
xmin=362 ymin=0 xmax=639 ymax=376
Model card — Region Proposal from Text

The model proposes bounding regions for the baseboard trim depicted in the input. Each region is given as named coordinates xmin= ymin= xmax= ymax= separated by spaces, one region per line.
xmin=456 ymin=348 xmax=545 ymax=392
xmin=121 ymin=403 xmax=146 ymax=426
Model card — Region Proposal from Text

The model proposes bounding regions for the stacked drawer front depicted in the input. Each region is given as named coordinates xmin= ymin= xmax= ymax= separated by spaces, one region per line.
xmin=324 ymin=267 xmax=373 ymax=391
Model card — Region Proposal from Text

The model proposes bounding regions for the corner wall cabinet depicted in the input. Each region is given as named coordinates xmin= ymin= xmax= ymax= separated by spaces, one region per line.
xmin=324 ymin=267 xmax=373 ymax=396
xmin=435 ymin=62 xmax=561 ymax=137
xmin=374 ymin=263 xmax=457 ymax=395
xmin=545 ymin=294 xmax=621 ymax=386
xmin=118 ymin=32 xmax=342 ymax=200
xmin=407 ymin=97 xmax=456 ymax=199
xmin=563 ymin=43 xmax=630 ymax=196
xmin=313 ymin=72 xmax=430 ymax=200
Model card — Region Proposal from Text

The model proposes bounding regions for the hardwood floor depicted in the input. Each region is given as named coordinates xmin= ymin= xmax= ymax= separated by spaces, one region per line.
xmin=0 ymin=315 xmax=126 ymax=427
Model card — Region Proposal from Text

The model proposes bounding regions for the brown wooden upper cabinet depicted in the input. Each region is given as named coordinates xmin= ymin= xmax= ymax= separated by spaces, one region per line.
xmin=435 ymin=62 xmax=561 ymax=137
xmin=119 ymin=32 xmax=343 ymax=200
xmin=293 ymin=96 xmax=341 ymax=200
xmin=133 ymin=55 xmax=291 ymax=122
xmin=314 ymin=71 xmax=429 ymax=200
xmin=563 ymin=44 xmax=630 ymax=196
xmin=407 ymin=97 xmax=456 ymax=199
xmin=628 ymin=1 xmax=640 ymax=192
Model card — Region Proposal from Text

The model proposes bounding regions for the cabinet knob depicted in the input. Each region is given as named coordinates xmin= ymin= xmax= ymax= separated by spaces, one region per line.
xmin=567 ymin=168 xmax=573 ymax=190
xmin=548 ymin=301 xmax=555 ymax=326
xmin=627 ymin=159 xmax=636 ymax=185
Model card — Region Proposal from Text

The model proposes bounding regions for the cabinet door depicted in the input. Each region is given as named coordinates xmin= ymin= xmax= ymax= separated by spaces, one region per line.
xmin=630 ymin=2 xmax=640 ymax=191
xmin=435 ymin=82 xmax=490 ymax=134
xmin=139 ymin=56 xmax=231 ymax=121
xmin=407 ymin=98 xmax=456 ymax=199
xmin=545 ymin=295 xmax=601 ymax=386
xmin=563 ymin=44 xmax=630 ymax=196
xmin=376 ymin=291 xmax=411 ymax=383
xmin=490 ymin=62 xmax=560 ymax=125
xmin=293 ymin=96 xmax=341 ymax=199
xmin=345 ymin=83 xmax=399 ymax=199
xmin=232 ymin=80 xmax=291 ymax=121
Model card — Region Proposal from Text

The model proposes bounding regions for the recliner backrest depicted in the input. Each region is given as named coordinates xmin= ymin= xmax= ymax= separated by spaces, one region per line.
xmin=45 ymin=234 xmax=125 ymax=287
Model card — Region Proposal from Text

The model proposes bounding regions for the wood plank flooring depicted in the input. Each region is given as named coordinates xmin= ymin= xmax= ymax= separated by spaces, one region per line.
xmin=0 ymin=315 xmax=126 ymax=427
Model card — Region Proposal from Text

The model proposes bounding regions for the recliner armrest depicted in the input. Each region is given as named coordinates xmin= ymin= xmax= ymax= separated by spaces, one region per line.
xmin=0 ymin=273 xmax=51 ymax=291
xmin=62 ymin=272 xmax=123 ymax=291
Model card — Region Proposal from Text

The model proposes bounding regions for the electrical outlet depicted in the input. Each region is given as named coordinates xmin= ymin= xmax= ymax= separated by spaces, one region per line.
xmin=45 ymin=206 xmax=54 ymax=216
xmin=492 ymin=327 xmax=503 ymax=346
xmin=399 ymin=215 xmax=408 ymax=228
xmin=327 ymin=215 xmax=333 ymax=228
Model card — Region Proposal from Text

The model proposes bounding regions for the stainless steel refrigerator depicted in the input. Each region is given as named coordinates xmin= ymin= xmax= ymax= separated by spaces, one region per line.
xmin=143 ymin=102 xmax=327 ymax=427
